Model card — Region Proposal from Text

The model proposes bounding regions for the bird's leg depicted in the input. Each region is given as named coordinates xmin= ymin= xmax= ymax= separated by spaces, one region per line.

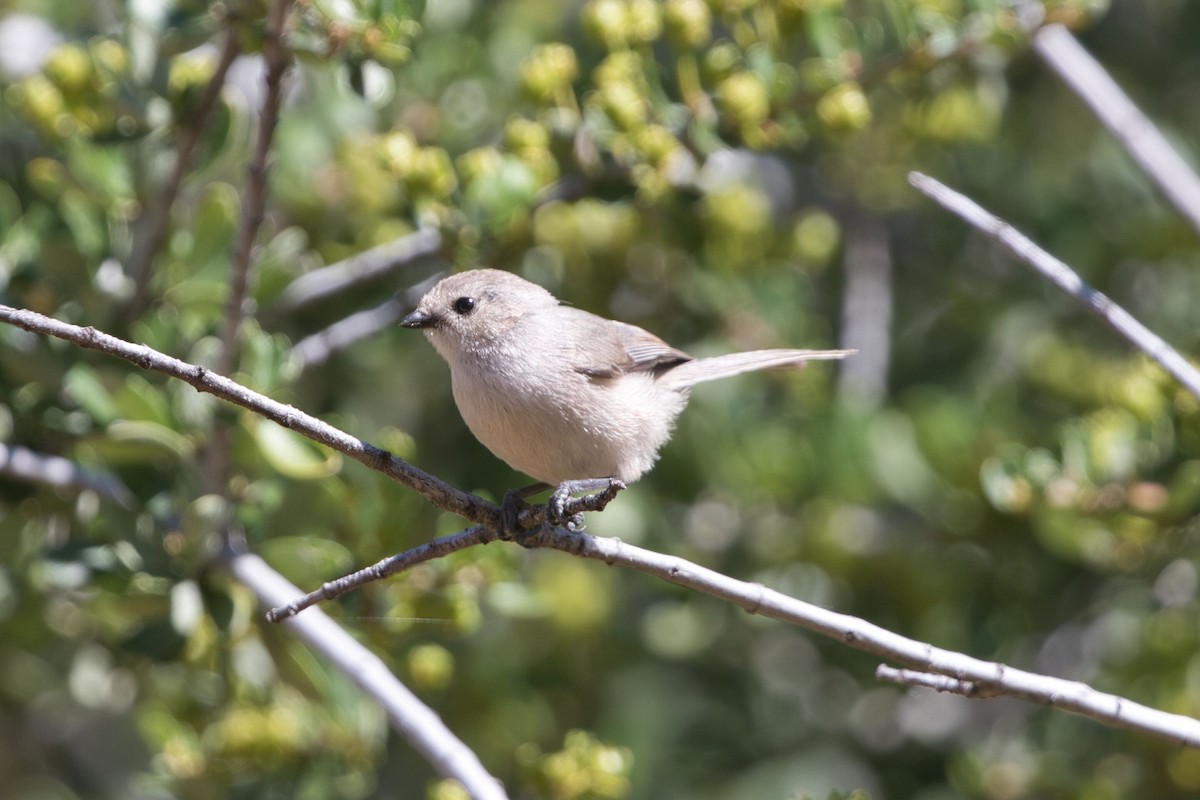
xmin=499 ymin=482 xmax=551 ymax=538
xmin=548 ymin=478 xmax=626 ymax=531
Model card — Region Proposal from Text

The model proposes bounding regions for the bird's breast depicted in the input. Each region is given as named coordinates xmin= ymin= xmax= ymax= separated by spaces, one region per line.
xmin=445 ymin=351 xmax=681 ymax=485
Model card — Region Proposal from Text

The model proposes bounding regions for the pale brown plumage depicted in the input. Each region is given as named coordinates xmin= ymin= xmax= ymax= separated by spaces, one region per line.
xmin=402 ymin=269 xmax=852 ymax=485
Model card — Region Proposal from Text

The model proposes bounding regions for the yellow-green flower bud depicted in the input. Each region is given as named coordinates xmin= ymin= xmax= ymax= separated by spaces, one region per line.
xmin=14 ymin=75 xmax=65 ymax=131
xmin=520 ymin=43 xmax=579 ymax=104
xmin=457 ymin=146 xmax=503 ymax=183
xmin=816 ymin=82 xmax=871 ymax=132
xmin=517 ymin=147 xmax=560 ymax=187
xmin=90 ymin=38 xmax=129 ymax=75
xmin=631 ymin=124 xmax=680 ymax=165
xmin=632 ymin=163 xmax=670 ymax=202
xmin=702 ymin=41 xmax=741 ymax=83
xmin=379 ymin=130 xmax=420 ymax=175
xmin=408 ymin=644 xmax=454 ymax=691
xmin=409 ymin=147 xmax=458 ymax=198
xmin=167 ymin=53 xmax=217 ymax=103
xmin=791 ymin=209 xmax=841 ymax=268
xmin=626 ymin=0 xmax=662 ymax=44
xmin=665 ymin=0 xmax=711 ymax=48
xmin=717 ymin=71 xmax=770 ymax=128
xmin=26 ymin=157 xmax=69 ymax=200
xmin=599 ymin=81 xmax=647 ymax=130
xmin=43 ymin=43 xmax=93 ymax=94
xmin=905 ymin=84 xmax=998 ymax=141
xmin=594 ymin=51 xmax=644 ymax=88
xmin=583 ymin=0 xmax=629 ymax=49
xmin=504 ymin=116 xmax=551 ymax=153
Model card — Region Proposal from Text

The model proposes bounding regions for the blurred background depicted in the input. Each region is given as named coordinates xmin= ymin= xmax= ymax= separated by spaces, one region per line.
xmin=2 ymin=0 xmax=1200 ymax=797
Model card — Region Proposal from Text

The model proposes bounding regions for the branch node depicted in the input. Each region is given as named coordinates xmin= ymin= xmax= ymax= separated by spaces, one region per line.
xmin=744 ymin=582 xmax=766 ymax=615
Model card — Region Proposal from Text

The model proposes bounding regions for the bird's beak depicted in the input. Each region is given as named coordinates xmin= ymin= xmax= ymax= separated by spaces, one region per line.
xmin=400 ymin=310 xmax=436 ymax=329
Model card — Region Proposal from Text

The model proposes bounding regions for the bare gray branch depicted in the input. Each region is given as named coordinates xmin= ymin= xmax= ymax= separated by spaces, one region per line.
xmin=0 ymin=443 xmax=133 ymax=505
xmin=1034 ymin=24 xmax=1200 ymax=238
xmin=271 ymin=521 xmax=1200 ymax=748
xmin=218 ymin=0 xmax=293 ymax=376
xmin=273 ymin=228 xmax=443 ymax=312
xmin=291 ymin=273 xmax=442 ymax=369
xmin=126 ymin=31 xmax=242 ymax=317
xmin=909 ymin=171 xmax=1200 ymax=400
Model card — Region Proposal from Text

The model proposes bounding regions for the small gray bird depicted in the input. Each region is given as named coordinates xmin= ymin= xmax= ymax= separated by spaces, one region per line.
xmin=401 ymin=269 xmax=852 ymax=523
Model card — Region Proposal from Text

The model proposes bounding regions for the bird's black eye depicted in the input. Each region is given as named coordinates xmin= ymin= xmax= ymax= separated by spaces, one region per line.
xmin=452 ymin=296 xmax=477 ymax=315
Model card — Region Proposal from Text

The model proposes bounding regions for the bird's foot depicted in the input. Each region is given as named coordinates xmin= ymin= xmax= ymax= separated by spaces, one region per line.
xmin=548 ymin=478 xmax=626 ymax=531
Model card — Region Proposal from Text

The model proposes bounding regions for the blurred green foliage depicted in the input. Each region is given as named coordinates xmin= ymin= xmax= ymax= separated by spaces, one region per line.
xmin=4 ymin=0 xmax=1200 ymax=798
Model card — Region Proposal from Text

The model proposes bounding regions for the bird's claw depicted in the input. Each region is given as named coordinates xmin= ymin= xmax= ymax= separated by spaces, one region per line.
xmin=548 ymin=484 xmax=586 ymax=530
xmin=546 ymin=478 xmax=626 ymax=531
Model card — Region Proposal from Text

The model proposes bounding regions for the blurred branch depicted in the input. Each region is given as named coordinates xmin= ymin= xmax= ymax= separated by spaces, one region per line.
xmin=126 ymin=31 xmax=242 ymax=318
xmin=218 ymin=0 xmax=293 ymax=376
xmin=291 ymin=297 xmax=407 ymax=369
xmin=272 ymin=522 xmax=1200 ymax=747
xmin=837 ymin=216 xmax=892 ymax=410
xmin=1033 ymin=24 xmax=1200 ymax=239
xmin=291 ymin=273 xmax=441 ymax=370
xmin=271 ymin=228 xmax=444 ymax=313
xmin=0 ymin=443 xmax=133 ymax=506
xmin=909 ymin=171 xmax=1200 ymax=400
xmin=3 ymin=305 xmax=1198 ymax=748
xmin=205 ymin=0 xmax=293 ymax=499
xmin=226 ymin=547 xmax=509 ymax=800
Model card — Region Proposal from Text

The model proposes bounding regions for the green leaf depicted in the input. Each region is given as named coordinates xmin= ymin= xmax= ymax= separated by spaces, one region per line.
xmin=259 ymin=536 xmax=354 ymax=586
xmin=64 ymin=364 xmax=118 ymax=423
xmin=65 ymin=138 xmax=133 ymax=205
xmin=253 ymin=418 xmax=342 ymax=479
xmin=188 ymin=181 xmax=238 ymax=269
xmin=86 ymin=420 xmax=192 ymax=463
xmin=59 ymin=187 xmax=107 ymax=257
xmin=113 ymin=373 xmax=172 ymax=425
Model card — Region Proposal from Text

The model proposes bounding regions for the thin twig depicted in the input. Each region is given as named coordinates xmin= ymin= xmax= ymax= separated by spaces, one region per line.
xmin=218 ymin=0 xmax=293 ymax=375
xmin=908 ymin=171 xmax=1200 ymax=400
xmin=226 ymin=548 xmax=509 ymax=800
xmin=267 ymin=526 xmax=492 ymax=622
xmin=0 ymin=443 xmax=133 ymax=505
xmin=127 ymin=31 xmax=242 ymax=318
xmin=286 ymin=524 xmax=1200 ymax=747
xmin=271 ymin=228 xmax=444 ymax=313
xmin=1033 ymin=24 xmax=1200 ymax=239
xmin=268 ymin=477 xmax=627 ymax=621
xmin=0 ymin=304 xmax=493 ymax=525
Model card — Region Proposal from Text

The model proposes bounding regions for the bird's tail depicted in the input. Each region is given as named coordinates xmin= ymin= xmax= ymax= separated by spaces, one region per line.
xmin=661 ymin=349 xmax=855 ymax=389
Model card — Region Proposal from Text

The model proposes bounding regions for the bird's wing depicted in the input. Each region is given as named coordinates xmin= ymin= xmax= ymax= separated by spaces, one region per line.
xmin=564 ymin=309 xmax=692 ymax=379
